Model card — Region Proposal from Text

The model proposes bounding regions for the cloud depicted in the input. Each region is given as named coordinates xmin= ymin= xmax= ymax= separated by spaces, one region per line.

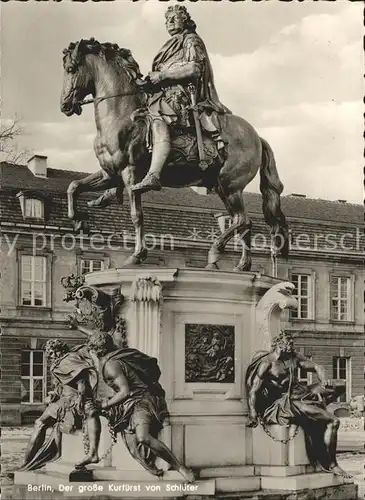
xmin=209 ymin=3 xmax=362 ymax=120
xmin=40 ymin=147 xmax=96 ymax=173
xmin=257 ymin=100 xmax=363 ymax=203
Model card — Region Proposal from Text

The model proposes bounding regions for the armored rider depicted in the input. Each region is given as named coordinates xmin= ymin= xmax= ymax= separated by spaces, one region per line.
xmin=132 ymin=4 xmax=230 ymax=194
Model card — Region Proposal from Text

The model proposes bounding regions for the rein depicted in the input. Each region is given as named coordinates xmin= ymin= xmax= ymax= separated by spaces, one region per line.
xmin=79 ymin=90 xmax=140 ymax=107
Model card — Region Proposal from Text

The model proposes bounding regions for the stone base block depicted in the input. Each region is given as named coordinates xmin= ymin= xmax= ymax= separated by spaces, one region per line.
xmin=184 ymin=423 xmax=248 ymax=468
xmin=199 ymin=466 xmax=255 ymax=478
xmin=261 ymin=472 xmax=347 ymax=491
xmin=255 ymin=464 xmax=317 ymax=477
xmin=215 ymin=476 xmax=261 ymax=493
xmin=91 ymin=468 xmax=182 ymax=482
xmin=252 ymin=425 xmax=309 ymax=466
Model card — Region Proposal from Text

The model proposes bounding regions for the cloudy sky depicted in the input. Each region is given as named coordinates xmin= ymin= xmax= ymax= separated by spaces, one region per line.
xmin=1 ymin=0 xmax=363 ymax=202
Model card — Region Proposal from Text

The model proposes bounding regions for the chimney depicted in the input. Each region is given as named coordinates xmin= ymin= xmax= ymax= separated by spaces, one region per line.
xmin=27 ymin=155 xmax=47 ymax=178
xmin=290 ymin=193 xmax=306 ymax=198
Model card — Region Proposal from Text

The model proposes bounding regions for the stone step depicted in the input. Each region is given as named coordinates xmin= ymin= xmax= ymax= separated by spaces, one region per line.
xmin=255 ymin=464 xmax=318 ymax=477
xmin=261 ymin=472 xmax=347 ymax=491
xmin=199 ymin=466 xmax=255 ymax=478
xmin=94 ymin=468 xmax=183 ymax=482
xmin=215 ymin=476 xmax=261 ymax=493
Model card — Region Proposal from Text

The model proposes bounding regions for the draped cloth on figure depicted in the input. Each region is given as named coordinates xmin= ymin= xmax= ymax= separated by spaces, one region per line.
xmin=101 ymin=348 xmax=170 ymax=475
xmin=20 ymin=345 xmax=98 ymax=472
xmin=151 ymin=29 xmax=231 ymax=117
xmin=52 ymin=345 xmax=98 ymax=394
xmin=245 ymin=352 xmax=344 ymax=472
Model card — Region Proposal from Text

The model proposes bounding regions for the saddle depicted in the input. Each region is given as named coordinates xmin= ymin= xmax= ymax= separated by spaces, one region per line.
xmin=131 ymin=104 xmax=226 ymax=171
xmin=169 ymin=125 xmax=224 ymax=169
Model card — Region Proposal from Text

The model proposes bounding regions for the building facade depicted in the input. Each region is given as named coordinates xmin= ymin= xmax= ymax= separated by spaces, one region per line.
xmin=0 ymin=156 xmax=364 ymax=424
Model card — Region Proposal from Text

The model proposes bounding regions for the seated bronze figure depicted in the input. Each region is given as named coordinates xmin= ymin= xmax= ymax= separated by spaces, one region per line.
xmin=245 ymin=331 xmax=352 ymax=479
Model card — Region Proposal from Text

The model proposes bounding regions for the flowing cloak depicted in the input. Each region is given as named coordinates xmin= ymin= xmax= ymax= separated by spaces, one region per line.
xmin=245 ymin=351 xmax=344 ymax=472
xmin=151 ymin=29 xmax=231 ymax=116
xmin=100 ymin=348 xmax=170 ymax=475
xmin=20 ymin=345 xmax=98 ymax=472
xmin=52 ymin=345 xmax=98 ymax=395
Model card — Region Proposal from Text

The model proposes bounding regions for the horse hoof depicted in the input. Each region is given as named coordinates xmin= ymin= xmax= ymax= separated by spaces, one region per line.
xmin=205 ymin=263 xmax=219 ymax=270
xmin=138 ymin=248 xmax=148 ymax=262
xmin=73 ymin=220 xmax=84 ymax=233
xmin=122 ymin=249 xmax=148 ymax=267
xmin=122 ymin=255 xmax=142 ymax=267
xmin=233 ymin=263 xmax=252 ymax=273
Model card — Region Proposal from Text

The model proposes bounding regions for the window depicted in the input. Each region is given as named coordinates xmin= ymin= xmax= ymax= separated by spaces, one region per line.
xmin=217 ymin=215 xmax=233 ymax=234
xmin=21 ymin=350 xmax=46 ymax=404
xmin=25 ymin=198 xmax=44 ymax=218
xmin=296 ymin=358 xmax=313 ymax=386
xmin=80 ymin=259 xmax=104 ymax=274
xmin=290 ymin=274 xmax=313 ymax=320
xmin=21 ymin=255 xmax=47 ymax=306
xmin=333 ymin=357 xmax=351 ymax=402
xmin=331 ymin=276 xmax=352 ymax=321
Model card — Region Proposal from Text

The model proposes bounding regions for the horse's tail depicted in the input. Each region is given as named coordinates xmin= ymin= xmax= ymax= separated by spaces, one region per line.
xmin=259 ymin=137 xmax=289 ymax=259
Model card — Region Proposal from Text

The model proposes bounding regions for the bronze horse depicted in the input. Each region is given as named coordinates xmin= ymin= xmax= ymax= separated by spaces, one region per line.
xmin=60 ymin=39 xmax=288 ymax=271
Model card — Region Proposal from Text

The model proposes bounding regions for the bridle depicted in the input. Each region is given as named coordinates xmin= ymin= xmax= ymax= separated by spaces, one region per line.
xmin=78 ymin=90 xmax=141 ymax=108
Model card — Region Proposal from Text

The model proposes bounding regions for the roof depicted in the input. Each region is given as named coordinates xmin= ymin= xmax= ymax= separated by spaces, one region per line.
xmin=0 ymin=162 xmax=363 ymax=225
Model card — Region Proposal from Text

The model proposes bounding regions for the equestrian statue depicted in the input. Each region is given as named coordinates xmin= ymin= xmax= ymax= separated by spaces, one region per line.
xmin=61 ymin=5 xmax=288 ymax=271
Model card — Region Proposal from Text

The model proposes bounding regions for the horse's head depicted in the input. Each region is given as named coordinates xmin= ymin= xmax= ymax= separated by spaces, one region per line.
xmin=61 ymin=38 xmax=143 ymax=117
xmin=61 ymin=39 xmax=93 ymax=116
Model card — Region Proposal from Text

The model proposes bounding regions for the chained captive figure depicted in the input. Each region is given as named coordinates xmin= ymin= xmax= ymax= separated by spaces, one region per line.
xmin=131 ymin=4 xmax=230 ymax=194
xmin=245 ymin=331 xmax=352 ymax=479
xmin=20 ymin=340 xmax=101 ymax=471
xmin=87 ymin=331 xmax=195 ymax=483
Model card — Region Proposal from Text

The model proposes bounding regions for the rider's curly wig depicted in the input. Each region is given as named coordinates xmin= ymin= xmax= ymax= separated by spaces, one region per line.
xmin=87 ymin=331 xmax=115 ymax=358
xmin=272 ymin=330 xmax=294 ymax=349
xmin=165 ymin=5 xmax=197 ymax=32
xmin=45 ymin=339 xmax=69 ymax=359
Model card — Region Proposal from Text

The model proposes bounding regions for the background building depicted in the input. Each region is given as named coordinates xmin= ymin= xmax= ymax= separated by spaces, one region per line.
xmin=0 ymin=156 xmax=364 ymax=424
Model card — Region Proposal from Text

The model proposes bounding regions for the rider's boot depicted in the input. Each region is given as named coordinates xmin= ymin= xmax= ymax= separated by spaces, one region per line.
xmin=131 ymin=120 xmax=170 ymax=194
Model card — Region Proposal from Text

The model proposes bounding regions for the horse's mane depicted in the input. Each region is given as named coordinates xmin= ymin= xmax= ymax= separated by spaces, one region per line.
xmin=63 ymin=38 xmax=143 ymax=82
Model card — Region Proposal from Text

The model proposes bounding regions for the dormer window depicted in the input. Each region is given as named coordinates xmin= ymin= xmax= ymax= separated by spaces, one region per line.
xmin=25 ymin=198 xmax=44 ymax=219
xmin=16 ymin=192 xmax=44 ymax=219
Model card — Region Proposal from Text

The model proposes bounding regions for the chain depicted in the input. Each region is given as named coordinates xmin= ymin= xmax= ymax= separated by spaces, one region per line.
xmin=100 ymin=414 xmax=118 ymax=461
xmin=80 ymin=409 xmax=117 ymax=460
xmin=81 ymin=418 xmax=90 ymax=455
xmin=259 ymin=419 xmax=299 ymax=444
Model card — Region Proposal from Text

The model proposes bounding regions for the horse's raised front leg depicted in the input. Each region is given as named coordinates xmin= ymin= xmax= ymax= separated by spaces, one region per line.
xmin=121 ymin=166 xmax=148 ymax=267
xmin=67 ymin=171 xmax=119 ymax=232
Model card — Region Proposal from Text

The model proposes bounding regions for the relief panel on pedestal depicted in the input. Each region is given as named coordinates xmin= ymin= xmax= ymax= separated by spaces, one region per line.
xmin=185 ymin=324 xmax=235 ymax=383
xmin=173 ymin=314 xmax=241 ymax=401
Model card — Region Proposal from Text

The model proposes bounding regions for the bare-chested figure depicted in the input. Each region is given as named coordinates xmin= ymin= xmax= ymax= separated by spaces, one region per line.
xmin=245 ymin=331 xmax=352 ymax=479
xmin=87 ymin=331 xmax=195 ymax=483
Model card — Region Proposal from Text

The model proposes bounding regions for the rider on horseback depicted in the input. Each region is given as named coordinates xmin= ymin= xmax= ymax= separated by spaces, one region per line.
xmin=131 ymin=4 xmax=231 ymax=194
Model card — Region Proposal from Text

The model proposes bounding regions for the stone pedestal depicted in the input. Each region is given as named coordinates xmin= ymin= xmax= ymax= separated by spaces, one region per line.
xmin=84 ymin=269 xmax=282 ymax=484
xmin=14 ymin=268 xmax=357 ymax=499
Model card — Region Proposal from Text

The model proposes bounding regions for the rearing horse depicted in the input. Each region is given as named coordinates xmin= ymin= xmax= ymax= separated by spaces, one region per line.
xmin=60 ymin=38 xmax=288 ymax=271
